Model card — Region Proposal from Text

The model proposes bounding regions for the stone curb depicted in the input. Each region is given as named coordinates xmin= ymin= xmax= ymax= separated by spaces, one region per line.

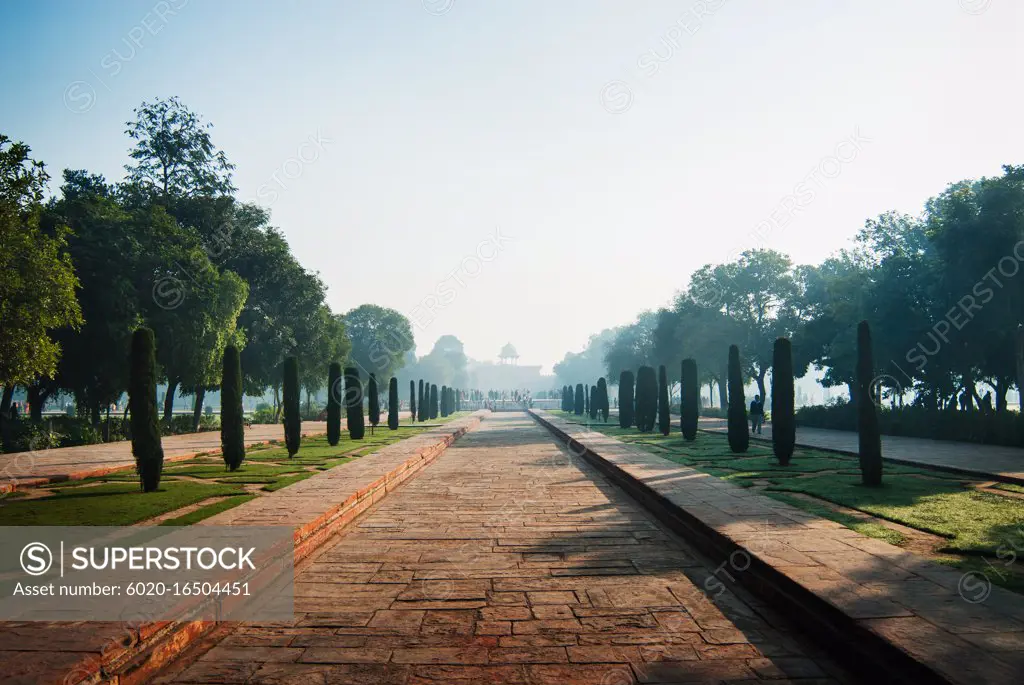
xmin=529 ymin=409 xmax=1022 ymax=685
xmin=43 ymin=412 xmax=486 ymax=685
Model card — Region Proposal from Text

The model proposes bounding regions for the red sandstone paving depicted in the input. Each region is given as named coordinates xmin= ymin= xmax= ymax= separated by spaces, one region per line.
xmin=160 ymin=413 xmax=855 ymax=684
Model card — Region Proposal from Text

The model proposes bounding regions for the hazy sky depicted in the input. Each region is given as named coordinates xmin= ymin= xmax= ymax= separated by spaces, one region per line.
xmin=2 ymin=0 xmax=1022 ymax=373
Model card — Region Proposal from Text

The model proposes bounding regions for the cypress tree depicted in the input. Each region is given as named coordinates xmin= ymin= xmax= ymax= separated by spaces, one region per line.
xmin=345 ymin=366 xmax=365 ymax=440
xmin=455 ymin=388 xmax=461 ymax=412
xmin=389 ymin=377 xmax=400 ymax=429
xmin=597 ymin=377 xmax=609 ymax=422
xmin=727 ymin=345 xmax=749 ymax=453
xmin=657 ymin=365 xmax=670 ymax=436
xmin=635 ymin=366 xmax=657 ymax=432
xmin=327 ymin=362 xmax=342 ymax=445
xmin=430 ymin=384 xmax=439 ymax=419
xmin=128 ymin=328 xmax=164 ymax=491
xmin=562 ymin=385 xmax=569 ymax=412
xmin=618 ymin=371 xmax=635 ymax=428
xmin=410 ymin=380 xmax=417 ymax=423
xmin=574 ymin=383 xmax=584 ymax=415
xmin=589 ymin=385 xmax=598 ymax=420
xmin=585 ymin=385 xmax=590 ymax=417
xmin=418 ymin=380 xmax=427 ymax=422
xmin=368 ymin=373 xmax=380 ymax=434
xmin=680 ymin=358 xmax=699 ymax=441
xmin=442 ymin=385 xmax=449 ymax=417
xmin=857 ymin=321 xmax=883 ymax=485
xmin=220 ymin=344 xmax=245 ymax=471
xmin=283 ymin=356 xmax=301 ymax=457
xmin=772 ymin=338 xmax=796 ymax=465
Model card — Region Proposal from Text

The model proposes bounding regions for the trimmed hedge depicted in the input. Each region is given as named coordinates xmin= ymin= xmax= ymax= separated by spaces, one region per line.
xmin=680 ymin=358 xmax=699 ymax=441
xmin=327 ymin=362 xmax=342 ymax=445
xmin=771 ymin=338 xmax=795 ymax=466
xmin=727 ymin=345 xmax=748 ymax=453
xmin=220 ymin=344 xmax=245 ymax=471
xmin=857 ymin=321 xmax=882 ymax=486
xmin=283 ymin=356 xmax=301 ymax=456
xmin=129 ymin=328 xmax=164 ymax=491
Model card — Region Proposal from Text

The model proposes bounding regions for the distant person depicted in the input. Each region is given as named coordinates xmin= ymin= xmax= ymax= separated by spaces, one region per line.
xmin=749 ymin=395 xmax=764 ymax=435
xmin=982 ymin=391 xmax=994 ymax=415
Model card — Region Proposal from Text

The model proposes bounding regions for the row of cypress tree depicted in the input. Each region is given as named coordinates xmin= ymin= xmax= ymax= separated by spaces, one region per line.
xmin=605 ymin=322 xmax=882 ymax=486
xmin=560 ymin=380 xmax=610 ymax=421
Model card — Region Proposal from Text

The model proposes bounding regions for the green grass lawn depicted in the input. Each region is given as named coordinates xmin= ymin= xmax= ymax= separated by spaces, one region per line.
xmin=0 ymin=415 xmax=471 ymax=527
xmin=553 ymin=411 xmax=1024 ymax=590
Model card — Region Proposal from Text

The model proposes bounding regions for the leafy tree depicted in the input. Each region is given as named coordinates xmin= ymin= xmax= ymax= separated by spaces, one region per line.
xmin=597 ymin=377 xmax=609 ymax=422
xmin=857 ymin=322 xmax=882 ymax=485
xmin=657 ymin=365 xmax=670 ymax=436
xmin=680 ymin=359 xmax=699 ymax=441
xmin=124 ymin=96 xmax=235 ymax=201
xmin=618 ymin=371 xmax=634 ymax=428
xmin=342 ymin=304 xmax=415 ymax=384
xmin=604 ymin=313 xmax=657 ymax=379
xmin=326 ymin=362 xmax=342 ymax=445
xmin=727 ymin=345 xmax=749 ymax=453
xmin=553 ymin=328 xmax=620 ymax=388
xmin=128 ymin=328 xmax=164 ymax=491
xmin=388 ymin=377 xmax=399 ymax=429
xmin=346 ymin=366 xmax=365 ymax=440
xmin=771 ymin=338 xmax=795 ymax=465
xmin=635 ymin=366 xmax=657 ymax=432
xmin=0 ymin=136 xmax=82 ymax=400
xmin=368 ymin=373 xmax=380 ymax=434
xmin=221 ymin=344 xmax=245 ymax=470
xmin=283 ymin=356 xmax=301 ymax=456
xmin=574 ymin=383 xmax=584 ymax=415
xmin=402 ymin=335 xmax=469 ymax=388
xmin=410 ymin=379 xmax=417 ymax=423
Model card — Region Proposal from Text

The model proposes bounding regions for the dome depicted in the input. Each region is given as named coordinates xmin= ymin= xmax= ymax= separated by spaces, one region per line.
xmin=499 ymin=343 xmax=518 ymax=359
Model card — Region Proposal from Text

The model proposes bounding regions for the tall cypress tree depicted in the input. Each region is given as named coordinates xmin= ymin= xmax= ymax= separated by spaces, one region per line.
xmin=389 ymin=377 xmax=400 ymax=429
xmin=657 ymin=365 xmax=670 ymax=436
xmin=455 ymin=388 xmax=461 ymax=412
xmin=221 ymin=344 xmax=245 ymax=471
xmin=635 ymin=366 xmax=657 ymax=432
xmin=410 ymin=380 xmax=417 ymax=423
xmin=589 ymin=385 xmax=598 ymax=420
xmin=283 ymin=356 xmax=301 ymax=457
xmin=585 ymin=385 xmax=590 ymax=417
xmin=562 ymin=385 xmax=569 ymax=412
xmin=129 ymin=328 xmax=164 ymax=491
xmin=680 ymin=358 xmax=699 ymax=441
xmin=618 ymin=371 xmax=634 ymax=428
xmin=368 ymin=373 xmax=380 ymax=434
xmin=418 ymin=379 xmax=427 ymax=421
xmin=430 ymin=384 xmax=439 ymax=419
xmin=327 ymin=362 xmax=342 ymax=445
xmin=857 ymin=321 xmax=883 ymax=485
xmin=442 ymin=385 xmax=449 ymax=417
xmin=345 ymin=366 xmax=365 ymax=440
xmin=574 ymin=383 xmax=584 ymax=415
xmin=772 ymin=338 xmax=796 ymax=466
xmin=597 ymin=377 xmax=609 ymax=422
xmin=727 ymin=345 xmax=749 ymax=453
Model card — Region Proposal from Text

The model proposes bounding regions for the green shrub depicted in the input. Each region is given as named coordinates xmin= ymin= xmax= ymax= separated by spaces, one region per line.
xmin=129 ymin=328 xmax=164 ymax=491
xmin=618 ymin=371 xmax=634 ymax=428
xmin=857 ymin=321 xmax=882 ymax=486
xmin=635 ymin=366 xmax=657 ymax=432
xmin=221 ymin=344 xmax=245 ymax=471
xmin=327 ymin=362 xmax=342 ymax=445
xmin=283 ymin=356 xmax=301 ymax=456
xmin=345 ymin=366 xmax=365 ymax=440
xmin=727 ymin=345 xmax=749 ymax=453
xmin=681 ymin=358 xmax=699 ymax=441
xmin=771 ymin=338 xmax=795 ymax=466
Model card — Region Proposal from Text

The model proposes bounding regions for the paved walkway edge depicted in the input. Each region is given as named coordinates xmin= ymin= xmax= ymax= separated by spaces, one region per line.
xmin=529 ymin=410 xmax=1019 ymax=685
xmin=61 ymin=412 xmax=487 ymax=685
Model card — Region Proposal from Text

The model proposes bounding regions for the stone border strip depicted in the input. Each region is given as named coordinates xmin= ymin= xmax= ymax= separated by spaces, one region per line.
xmin=530 ymin=409 xmax=1023 ymax=685
xmin=3 ymin=411 xmax=486 ymax=685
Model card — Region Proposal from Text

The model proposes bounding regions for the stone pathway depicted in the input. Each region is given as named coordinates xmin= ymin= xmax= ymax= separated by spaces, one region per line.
xmin=162 ymin=413 xmax=853 ymax=684
xmin=696 ymin=418 xmax=1024 ymax=483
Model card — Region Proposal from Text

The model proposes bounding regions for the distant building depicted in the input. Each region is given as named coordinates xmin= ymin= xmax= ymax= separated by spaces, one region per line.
xmin=469 ymin=343 xmax=553 ymax=393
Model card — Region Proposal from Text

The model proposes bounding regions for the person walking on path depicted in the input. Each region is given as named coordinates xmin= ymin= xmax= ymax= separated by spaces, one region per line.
xmin=750 ymin=394 xmax=764 ymax=435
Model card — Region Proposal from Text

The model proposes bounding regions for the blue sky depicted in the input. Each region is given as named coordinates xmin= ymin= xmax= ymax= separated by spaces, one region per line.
xmin=2 ymin=0 xmax=1022 ymax=372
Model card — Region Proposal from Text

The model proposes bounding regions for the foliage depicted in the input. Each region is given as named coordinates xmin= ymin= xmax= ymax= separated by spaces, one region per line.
xmin=618 ymin=371 xmax=634 ymax=428
xmin=657 ymin=365 xmax=670 ymax=436
xmin=857 ymin=321 xmax=883 ymax=486
xmin=553 ymin=328 xmax=620 ymax=388
xmin=342 ymin=304 xmax=415 ymax=384
xmin=680 ymin=358 xmax=699 ymax=441
xmin=220 ymin=344 xmax=245 ymax=470
xmin=345 ymin=366 xmax=365 ymax=440
xmin=129 ymin=328 xmax=164 ymax=491
xmin=727 ymin=345 xmax=749 ymax=453
xmin=771 ymin=338 xmax=795 ymax=465
xmin=635 ymin=366 xmax=657 ymax=433
xmin=282 ymin=356 xmax=301 ymax=456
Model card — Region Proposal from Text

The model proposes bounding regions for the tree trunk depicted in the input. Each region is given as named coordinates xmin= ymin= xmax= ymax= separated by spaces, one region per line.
xmin=0 ymin=386 xmax=13 ymax=416
xmin=756 ymin=368 xmax=767 ymax=403
xmin=1016 ymin=325 xmax=1024 ymax=407
xmin=192 ymin=388 xmax=205 ymax=432
xmin=273 ymin=384 xmax=281 ymax=421
xmin=996 ymin=378 xmax=1008 ymax=413
xmin=163 ymin=378 xmax=178 ymax=421
xmin=90 ymin=399 xmax=101 ymax=427
xmin=27 ymin=385 xmax=44 ymax=422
